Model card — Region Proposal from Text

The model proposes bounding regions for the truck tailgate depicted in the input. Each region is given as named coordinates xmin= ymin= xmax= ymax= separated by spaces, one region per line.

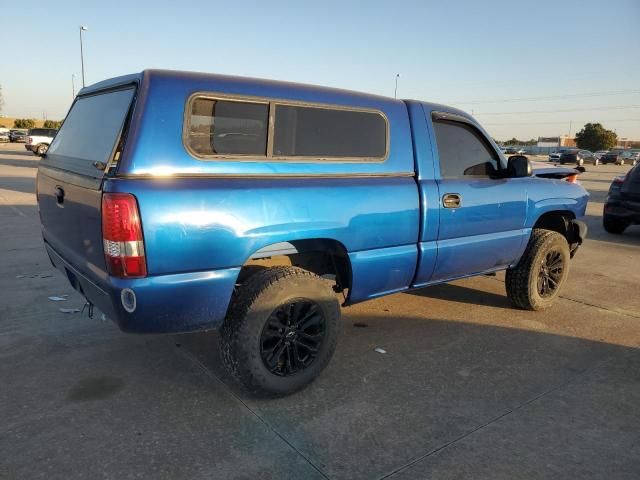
xmin=38 ymin=168 xmax=106 ymax=279
xmin=36 ymin=86 xmax=136 ymax=282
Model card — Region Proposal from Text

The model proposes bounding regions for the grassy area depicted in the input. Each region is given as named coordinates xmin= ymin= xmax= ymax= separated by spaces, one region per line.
xmin=0 ymin=117 xmax=60 ymax=129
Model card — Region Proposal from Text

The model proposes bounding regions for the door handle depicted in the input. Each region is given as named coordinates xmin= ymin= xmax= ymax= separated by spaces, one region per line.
xmin=442 ymin=193 xmax=462 ymax=208
xmin=54 ymin=186 xmax=65 ymax=206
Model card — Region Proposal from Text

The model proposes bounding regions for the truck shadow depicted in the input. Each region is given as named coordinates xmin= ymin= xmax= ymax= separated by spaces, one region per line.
xmin=0 ymin=157 xmax=40 ymax=169
xmin=0 ymin=176 xmax=37 ymax=196
xmin=171 ymin=314 xmax=638 ymax=479
xmin=404 ymin=282 xmax=512 ymax=308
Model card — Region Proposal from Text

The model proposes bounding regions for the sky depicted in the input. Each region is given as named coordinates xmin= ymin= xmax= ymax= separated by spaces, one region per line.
xmin=1 ymin=0 xmax=639 ymax=141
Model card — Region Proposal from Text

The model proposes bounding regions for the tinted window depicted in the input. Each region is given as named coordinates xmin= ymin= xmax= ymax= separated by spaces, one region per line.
xmin=44 ymin=88 xmax=135 ymax=178
xmin=433 ymin=121 xmax=499 ymax=178
xmin=187 ymin=98 xmax=268 ymax=156
xmin=273 ymin=105 xmax=386 ymax=159
xmin=30 ymin=129 xmax=53 ymax=136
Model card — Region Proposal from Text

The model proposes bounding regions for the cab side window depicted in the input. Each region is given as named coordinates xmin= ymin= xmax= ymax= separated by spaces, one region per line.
xmin=433 ymin=120 xmax=499 ymax=178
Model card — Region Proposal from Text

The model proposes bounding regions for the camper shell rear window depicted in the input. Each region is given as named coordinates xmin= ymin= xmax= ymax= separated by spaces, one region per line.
xmin=184 ymin=94 xmax=389 ymax=162
xmin=43 ymin=87 xmax=136 ymax=178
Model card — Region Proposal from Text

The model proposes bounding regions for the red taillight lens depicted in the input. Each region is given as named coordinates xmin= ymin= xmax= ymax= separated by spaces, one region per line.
xmin=565 ymin=174 xmax=578 ymax=183
xmin=27 ymin=137 xmax=32 ymax=144
xmin=102 ymin=193 xmax=147 ymax=278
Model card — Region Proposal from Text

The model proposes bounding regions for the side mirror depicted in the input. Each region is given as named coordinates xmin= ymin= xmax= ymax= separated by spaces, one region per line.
xmin=507 ymin=155 xmax=532 ymax=178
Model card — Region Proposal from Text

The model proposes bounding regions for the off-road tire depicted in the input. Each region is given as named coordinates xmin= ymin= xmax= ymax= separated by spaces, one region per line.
xmin=505 ymin=229 xmax=570 ymax=311
xmin=603 ymin=215 xmax=628 ymax=234
xmin=35 ymin=143 xmax=48 ymax=156
xmin=219 ymin=266 xmax=339 ymax=396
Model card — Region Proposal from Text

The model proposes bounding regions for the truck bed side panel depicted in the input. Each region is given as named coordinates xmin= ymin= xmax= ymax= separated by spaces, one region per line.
xmin=105 ymin=176 xmax=420 ymax=284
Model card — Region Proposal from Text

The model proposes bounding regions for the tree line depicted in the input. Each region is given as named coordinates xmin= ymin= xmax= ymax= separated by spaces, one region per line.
xmin=10 ymin=119 xmax=62 ymax=129
xmin=497 ymin=123 xmax=621 ymax=151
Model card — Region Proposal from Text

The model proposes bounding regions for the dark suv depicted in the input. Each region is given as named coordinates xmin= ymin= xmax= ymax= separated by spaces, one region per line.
xmin=558 ymin=149 xmax=597 ymax=166
xmin=603 ymin=164 xmax=640 ymax=233
xmin=601 ymin=150 xmax=637 ymax=166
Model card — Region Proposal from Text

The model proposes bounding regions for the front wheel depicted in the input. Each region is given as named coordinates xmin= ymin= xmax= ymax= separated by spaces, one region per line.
xmin=220 ymin=266 xmax=339 ymax=396
xmin=506 ymin=229 xmax=570 ymax=311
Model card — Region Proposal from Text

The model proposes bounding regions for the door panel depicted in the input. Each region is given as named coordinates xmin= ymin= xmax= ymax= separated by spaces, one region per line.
xmin=433 ymin=177 xmax=527 ymax=279
xmin=429 ymin=116 xmax=527 ymax=281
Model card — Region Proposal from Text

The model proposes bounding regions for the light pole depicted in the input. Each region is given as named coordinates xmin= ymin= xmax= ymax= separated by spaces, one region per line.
xmin=394 ymin=74 xmax=400 ymax=99
xmin=71 ymin=74 xmax=76 ymax=100
xmin=79 ymin=25 xmax=88 ymax=88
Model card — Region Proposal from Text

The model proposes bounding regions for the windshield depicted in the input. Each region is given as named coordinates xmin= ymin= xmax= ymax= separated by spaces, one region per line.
xmin=44 ymin=87 xmax=135 ymax=178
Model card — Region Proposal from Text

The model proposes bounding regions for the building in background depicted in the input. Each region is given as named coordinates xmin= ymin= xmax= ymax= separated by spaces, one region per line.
xmin=537 ymin=136 xmax=576 ymax=148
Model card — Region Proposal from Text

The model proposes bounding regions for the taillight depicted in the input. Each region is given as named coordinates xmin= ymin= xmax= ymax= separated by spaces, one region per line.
xmin=565 ymin=174 xmax=578 ymax=183
xmin=101 ymin=193 xmax=147 ymax=278
xmin=613 ymin=173 xmax=629 ymax=183
xmin=27 ymin=137 xmax=32 ymax=144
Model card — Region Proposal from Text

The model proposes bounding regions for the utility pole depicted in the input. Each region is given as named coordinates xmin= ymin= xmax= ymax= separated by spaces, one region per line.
xmin=568 ymin=120 xmax=572 ymax=138
xmin=79 ymin=26 xmax=88 ymax=88
xmin=394 ymin=74 xmax=400 ymax=99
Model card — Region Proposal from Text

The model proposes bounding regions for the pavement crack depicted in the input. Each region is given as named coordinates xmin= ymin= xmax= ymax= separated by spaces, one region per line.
xmin=173 ymin=343 xmax=331 ymax=480
xmin=379 ymin=356 xmax=613 ymax=479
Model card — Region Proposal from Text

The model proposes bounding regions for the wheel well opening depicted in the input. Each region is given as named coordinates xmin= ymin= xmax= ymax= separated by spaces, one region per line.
xmin=533 ymin=211 xmax=579 ymax=247
xmin=240 ymin=239 xmax=352 ymax=294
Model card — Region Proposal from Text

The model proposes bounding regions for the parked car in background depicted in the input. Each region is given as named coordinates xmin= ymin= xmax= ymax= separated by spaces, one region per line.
xmin=36 ymin=69 xmax=589 ymax=396
xmin=0 ymin=132 xmax=9 ymax=143
xmin=9 ymin=130 xmax=28 ymax=142
xmin=624 ymin=150 xmax=640 ymax=165
xmin=516 ymin=148 xmax=526 ymax=154
xmin=25 ymin=128 xmax=57 ymax=155
xmin=559 ymin=149 xmax=598 ymax=166
xmin=594 ymin=150 xmax=608 ymax=160
xmin=600 ymin=150 xmax=636 ymax=166
xmin=549 ymin=148 xmax=573 ymax=162
xmin=603 ymin=164 xmax=640 ymax=233
xmin=503 ymin=147 xmax=518 ymax=154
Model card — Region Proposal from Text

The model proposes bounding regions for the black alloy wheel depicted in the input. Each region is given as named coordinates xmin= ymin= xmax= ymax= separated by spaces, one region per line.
xmin=260 ymin=299 xmax=326 ymax=376
xmin=537 ymin=249 xmax=564 ymax=298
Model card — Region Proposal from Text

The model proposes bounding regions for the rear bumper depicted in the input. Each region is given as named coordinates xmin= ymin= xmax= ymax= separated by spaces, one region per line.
xmin=45 ymin=242 xmax=240 ymax=333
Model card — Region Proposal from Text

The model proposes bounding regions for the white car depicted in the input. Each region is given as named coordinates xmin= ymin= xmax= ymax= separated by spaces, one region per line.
xmin=25 ymin=128 xmax=58 ymax=156
xmin=594 ymin=150 xmax=608 ymax=159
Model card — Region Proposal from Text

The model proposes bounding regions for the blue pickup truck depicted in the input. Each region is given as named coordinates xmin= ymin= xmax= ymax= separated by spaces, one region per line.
xmin=36 ymin=70 xmax=588 ymax=395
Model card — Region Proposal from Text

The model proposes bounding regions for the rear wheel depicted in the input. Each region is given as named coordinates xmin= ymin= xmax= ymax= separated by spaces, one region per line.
xmin=220 ymin=266 xmax=339 ymax=396
xmin=603 ymin=214 xmax=628 ymax=234
xmin=593 ymin=159 xmax=599 ymax=166
xmin=35 ymin=143 xmax=48 ymax=156
xmin=506 ymin=229 xmax=570 ymax=311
